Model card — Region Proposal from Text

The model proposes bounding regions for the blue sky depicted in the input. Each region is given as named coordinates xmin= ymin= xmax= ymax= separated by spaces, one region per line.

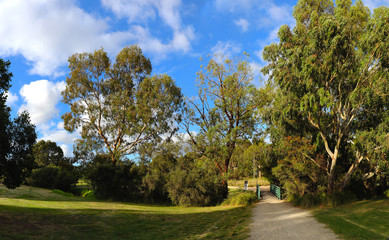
xmin=0 ymin=0 xmax=387 ymax=156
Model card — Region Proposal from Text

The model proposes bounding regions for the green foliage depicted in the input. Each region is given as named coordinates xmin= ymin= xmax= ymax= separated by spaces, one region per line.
xmin=167 ymin=154 xmax=228 ymax=206
xmin=183 ymin=54 xmax=267 ymax=178
xmin=222 ymin=189 xmax=257 ymax=206
xmin=142 ymin=148 xmax=178 ymax=204
xmin=52 ymin=189 xmax=74 ymax=197
xmin=272 ymin=136 xmax=327 ymax=199
xmin=62 ymin=45 xmax=183 ymax=164
xmin=81 ymin=189 xmax=96 ymax=199
xmin=87 ymin=162 xmax=144 ymax=201
xmin=2 ymin=111 xmax=37 ymax=189
xmin=0 ymin=59 xmax=37 ymax=189
xmin=384 ymin=189 xmax=389 ymax=198
xmin=262 ymin=0 xmax=389 ymax=193
xmin=29 ymin=166 xmax=78 ymax=192
xmin=33 ymin=140 xmax=64 ymax=167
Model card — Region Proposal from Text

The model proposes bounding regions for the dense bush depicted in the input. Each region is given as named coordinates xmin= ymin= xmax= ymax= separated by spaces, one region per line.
xmin=87 ymin=162 xmax=144 ymax=201
xmin=29 ymin=166 xmax=78 ymax=192
xmin=166 ymin=154 xmax=228 ymax=207
xmin=272 ymin=137 xmax=327 ymax=199
xmin=222 ymin=189 xmax=258 ymax=206
xmin=142 ymin=152 xmax=177 ymax=204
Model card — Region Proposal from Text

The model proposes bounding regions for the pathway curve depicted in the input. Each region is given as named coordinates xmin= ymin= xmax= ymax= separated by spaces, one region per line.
xmin=249 ymin=186 xmax=339 ymax=240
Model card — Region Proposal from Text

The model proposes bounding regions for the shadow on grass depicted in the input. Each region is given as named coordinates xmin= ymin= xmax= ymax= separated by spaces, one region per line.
xmin=313 ymin=198 xmax=389 ymax=240
xmin=0 ymin=203 xmax=252 ymax=240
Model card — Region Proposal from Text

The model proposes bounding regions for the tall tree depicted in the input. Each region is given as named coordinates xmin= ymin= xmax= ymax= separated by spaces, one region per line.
xmin=0 ymin=59 xmax=37 ymax=189
xmin=3 ymin=111 xmax=37 ymax=189
xmin=262 ymin=0 xmax=389 ymax=192
xmin=33 ymin=140 xmax=64 ymax=167
xmin=62 ymin=45 xmax=183 ymax=164
xmin=183 ymin=54 xmax=266 ymax=178
xmin=0 ymin=59 xmax=12 ymax=185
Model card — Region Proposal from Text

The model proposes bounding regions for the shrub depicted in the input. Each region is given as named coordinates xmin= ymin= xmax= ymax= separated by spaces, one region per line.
xmin=87 ymin=162 xmax=144 ymax=201
xmin=167 ymin=155 xmax=228 ymax=207
xmin=322 ymin=192 xmax=358 ymax=207
xmin=29 ymin=166 xmax=78 ymax=192
xmin=384 ymin=189 xmax=389 ymax=198
xmin=222 ymin=189 xmax=258 ymax=206
xmin=290 ymin=193 xmax=321 ymax=207
xmin=142 ymin=152 xmax=177 ymax=204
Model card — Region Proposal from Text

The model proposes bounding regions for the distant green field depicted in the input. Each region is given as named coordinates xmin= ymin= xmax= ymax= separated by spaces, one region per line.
xmin=0 ymin=185 xmax=253 ymax=240
xmin=228 ymin=178 xmax=269 ymax=187
xmin=313 ymin=198 xmax=389 ymax=240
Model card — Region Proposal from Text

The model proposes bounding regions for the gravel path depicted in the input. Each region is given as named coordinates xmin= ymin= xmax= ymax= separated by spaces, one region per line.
xmin=249 ymin=186 xmax=339 ymax=240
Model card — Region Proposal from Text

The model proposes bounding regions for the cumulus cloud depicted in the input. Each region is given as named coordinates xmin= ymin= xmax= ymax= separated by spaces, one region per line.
xmin=0 ymin=0 xmax=115 ymax=76
xmin=234 ymin=18 xmax=249 ymax=32
xmin=102 ymin=0 xmax=195 ymax=54
xmin=128 ymin=25 xmax=194 ymax=59
xmin=5 ymin=91 xmax=19 ymax=106
xmin=0 ymin=0 xmax=195 ymax=77
xmin=19 ymin=80 xmax=66 ymax=127
xmin=38 ymin=121 xmax=80 ymax=157
xmin=59 ymin=144 xmax=72 ymax=157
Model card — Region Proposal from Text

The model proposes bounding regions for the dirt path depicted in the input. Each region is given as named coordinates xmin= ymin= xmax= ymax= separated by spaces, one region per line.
xmin=249 ymin=186 xmax=339 ymax=240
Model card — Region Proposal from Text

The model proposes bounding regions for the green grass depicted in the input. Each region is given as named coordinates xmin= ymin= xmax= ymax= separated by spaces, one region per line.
xmin=313 ymin=198 xmax=389 ymax=240
xmin=222 ymin=188 xmax=258 ymax=206
xmin=228 ymin=178 xmax=269 ymax=187
xmin=0 ymin=185 xmax=253 ymax=240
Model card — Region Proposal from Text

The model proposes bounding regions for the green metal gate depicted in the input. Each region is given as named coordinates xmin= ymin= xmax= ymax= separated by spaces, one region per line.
xmin=270 ymin=184 xmax=282 ymax=199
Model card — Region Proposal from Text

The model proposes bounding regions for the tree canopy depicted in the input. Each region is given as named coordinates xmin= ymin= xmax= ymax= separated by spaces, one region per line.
xmin=0 ymin=59 xmax=37 ymax=189
xmin=62 ymin=45 xmax=183 ymax=164
xmin=183 ymin=54 xmax=267 ymax=178
xmin=33 ymin=140 xmax=64 ymax=167
xmin=262 ymin=0 xmax=389 ymax=193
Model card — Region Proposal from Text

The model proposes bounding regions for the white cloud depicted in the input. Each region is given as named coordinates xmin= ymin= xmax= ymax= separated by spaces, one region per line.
xmin=267 ymin=5 xmax=293 ymax=23
xmin=59 ymin=144 xmax=72 ymax=157
xmin=0 ymin=0 xmax=121 ymax=76
xmin=128 ymin=25 xmax=194 ymax=58
xmin=363 ymin=0 xmax=389 ymax=11
xmin=214 ymin=0 xmax=294 ymax=31
xmin=40 ymin=129 xmax=79 ymax=146
xmin=38 ymin=121 xmax=80 ymax=157
xmin=234 ymin=18 xmax=249 ymax=32
xmin=0 ymin=0 xmax=194 ymax=77
xmin=19 ymin=80 xmax=66 ymax=127
xmin=102 ymin=0 xmax=194 ymax=54
xmin=211 ymin=41 xmax=241 ymax=61
xmin=5 ymin=91 xmax=18 ymax=106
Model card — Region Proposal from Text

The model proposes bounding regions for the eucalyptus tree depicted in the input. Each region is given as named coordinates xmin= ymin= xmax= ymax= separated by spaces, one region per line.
xmin=183 ymin=54 xmax=267 ymax=178
xmin=262 ymin=0 xmax=389 ymax=192
xmin=62 ymin=46 xmax=183 ymax=164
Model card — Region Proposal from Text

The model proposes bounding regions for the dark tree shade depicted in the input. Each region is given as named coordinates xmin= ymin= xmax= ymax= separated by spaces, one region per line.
xmin=0 ymin=59 xmax=37 ymax=189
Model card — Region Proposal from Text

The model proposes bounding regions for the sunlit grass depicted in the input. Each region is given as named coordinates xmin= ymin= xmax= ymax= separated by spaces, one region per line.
xmin=0 ymin=185 xmax=253 ymax=240
xmin=313 ymin=198 xmax=389 ymax=240
xmin=228 ymin=177 xmax=269 ymax=187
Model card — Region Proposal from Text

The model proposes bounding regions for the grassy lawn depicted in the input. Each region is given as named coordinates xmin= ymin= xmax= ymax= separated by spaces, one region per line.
xmin=313 ymin=198 xmax=389 ymax=240
xmin=228 ymin=178 xmax=269 ymax=188
xmin=0 ymin=185 xmax=253 ymax=240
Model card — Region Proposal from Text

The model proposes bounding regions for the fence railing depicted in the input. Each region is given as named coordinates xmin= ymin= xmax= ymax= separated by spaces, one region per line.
xmin=270 ymin=184 xmax=282 ymax=199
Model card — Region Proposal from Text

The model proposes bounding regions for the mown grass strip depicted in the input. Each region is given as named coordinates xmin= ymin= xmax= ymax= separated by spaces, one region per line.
xmin=313 ymin=199 xmax=389 ymax=240
xmin=0 ymin=185 xmax=253 ymax=240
